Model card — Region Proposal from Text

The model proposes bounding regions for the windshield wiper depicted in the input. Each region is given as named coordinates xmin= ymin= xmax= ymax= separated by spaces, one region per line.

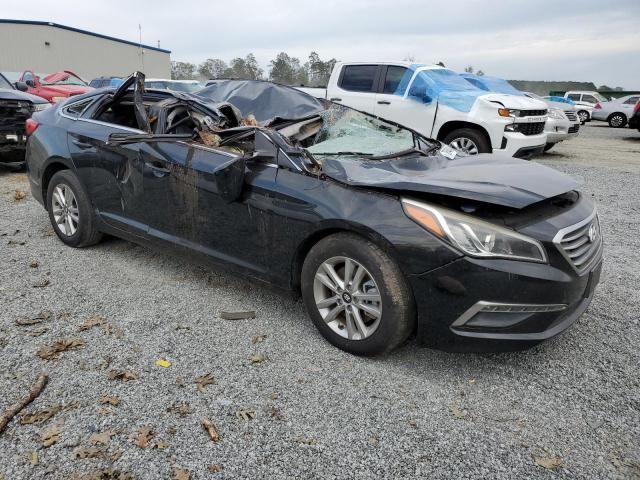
xmin=310 ymin=151 xmax=373 ymax=156
xmin=368 ymin=147 xmax=423 ymax=160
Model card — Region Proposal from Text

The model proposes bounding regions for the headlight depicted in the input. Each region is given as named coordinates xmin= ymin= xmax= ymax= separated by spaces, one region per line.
xmin=51 ymin=96 xmax=66 ymax=103
xmin=32 ymin=103 xmax=50 ymax=111
xmin=498 ymin=108 xmax=520 ymax=117
xmin=401 ymin=199 xmax=547 ymax=263
xmin=548 ymin=108 xmax=564 ymax=120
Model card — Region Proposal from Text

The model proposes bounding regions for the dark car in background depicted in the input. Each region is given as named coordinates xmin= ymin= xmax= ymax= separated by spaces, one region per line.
xmin=24 ymin=73 xmax=602 ymax=355
xmin=0 ymin=72 xmax=49 ymax=167
xmin=628 ymin=100 xmax=640 ymax=132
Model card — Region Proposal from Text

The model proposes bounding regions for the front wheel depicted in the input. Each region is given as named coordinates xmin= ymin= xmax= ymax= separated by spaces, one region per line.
xmin=577 ymin=110 xmax=590 ymax=124
xmin=443 ymin=128 xmax=491 ymax=155
xmin=46 ymin=170 xmax=102 ymax=248
xmin=301 ymin=233 xmax=415 ymax=356
xmin=608 ymin=113 xmax=627 ymax=128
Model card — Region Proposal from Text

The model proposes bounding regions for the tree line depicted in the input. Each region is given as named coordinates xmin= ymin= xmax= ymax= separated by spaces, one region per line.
xmin=170 ymin=51 xmax=337 ymax=87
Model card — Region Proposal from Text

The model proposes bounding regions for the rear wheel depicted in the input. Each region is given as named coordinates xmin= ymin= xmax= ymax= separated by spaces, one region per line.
xmin=46 ymin=170 xmax=102 ymax=248
xmin=301 ymin=233 xmax=415 ymax=356
xmin=577 ymin=110 xmax=590 ymax=124
xmin=608 ymin=113 xmax=627 ymax=128
xmin=443 ymin=128 xmax=491 ymax=155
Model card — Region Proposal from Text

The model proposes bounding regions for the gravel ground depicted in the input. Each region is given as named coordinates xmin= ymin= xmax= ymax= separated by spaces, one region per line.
xmin=0 ymin=123 xmax=639 ymax=480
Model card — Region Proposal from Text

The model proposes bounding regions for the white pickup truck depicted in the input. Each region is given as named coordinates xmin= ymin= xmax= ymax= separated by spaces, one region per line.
xmin=297 ymin=62 xmax=549 ymax=158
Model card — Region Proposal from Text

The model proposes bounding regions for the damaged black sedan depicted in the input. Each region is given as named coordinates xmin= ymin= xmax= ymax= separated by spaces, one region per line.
xmin=25 ymin=73 xmax=603 ymax=355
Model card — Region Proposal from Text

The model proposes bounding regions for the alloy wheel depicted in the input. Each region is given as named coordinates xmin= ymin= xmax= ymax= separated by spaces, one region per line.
xmin=449 ymin=137 xmax=479 ymax=155
xmin=313 ymin=256 xmax=382 ymax=340
xmin=51 ymin=184 xmax=79 ymax=236
xmin=578 ymin=111 xmax=589 ymax=123
xmin=610 ymin=114 xmax=624 ymax=127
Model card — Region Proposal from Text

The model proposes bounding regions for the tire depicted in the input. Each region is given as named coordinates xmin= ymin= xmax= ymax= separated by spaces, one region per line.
xmin=46 ymin=169 xmax=102 ymax=248
xmin=443 ymin=128 xmax=491 ymax=155
xmin=543 ymin=143 xmax=555 ymax=152
xmin=607 ymin=112 xmax=627 ymax=128
xmin=577 ymin=110 xmax=590 ymax=124
xmin=301 ymin=233 xmax=415 ymax=356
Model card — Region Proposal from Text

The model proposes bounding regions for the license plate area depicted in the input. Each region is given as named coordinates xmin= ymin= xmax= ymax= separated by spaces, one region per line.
xmin=583 ymin=261 xmax=602 ymax=299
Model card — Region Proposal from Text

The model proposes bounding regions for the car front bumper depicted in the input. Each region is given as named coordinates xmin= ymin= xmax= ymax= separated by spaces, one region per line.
xmin=495 ymin=131 xmax=546 ymax=159
xmin=408 ymin=246 xmax=603 ymax=352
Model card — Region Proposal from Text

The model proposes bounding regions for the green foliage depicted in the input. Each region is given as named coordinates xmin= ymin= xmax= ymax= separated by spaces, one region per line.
xmin=170 ymin=61 xmax=196 ymax=80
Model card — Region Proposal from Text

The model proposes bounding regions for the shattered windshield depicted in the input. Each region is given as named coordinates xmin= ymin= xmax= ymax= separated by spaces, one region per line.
xmin=306 ymin=104 xmax=416 ymax=156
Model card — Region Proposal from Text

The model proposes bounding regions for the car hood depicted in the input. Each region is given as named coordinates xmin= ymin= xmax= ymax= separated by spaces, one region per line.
xmin=0 ymin=87 xmax=48 ymax=103
xmin=40 ymin=84 xmax=92 ymax=95
xmin=480 ymin=93 xmax=548 ymax=110
xmin=320 ymin=153 xmax=579 ymax=209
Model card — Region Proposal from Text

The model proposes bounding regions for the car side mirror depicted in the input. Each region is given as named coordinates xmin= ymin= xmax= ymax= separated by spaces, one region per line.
xmin=25 ymin=79 xmax=36 ymax=88
xmin=15 ymin=81 xmax=29 ymax=92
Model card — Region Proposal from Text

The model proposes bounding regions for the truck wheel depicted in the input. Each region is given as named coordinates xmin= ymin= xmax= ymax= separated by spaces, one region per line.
xmin=46 ymin=170 xmax=103 ymax=248
xmin=443 ymin=129 xmax=490 ymax=155
xmin=577 ymin=110 xmax=590 ymax=124
xmin=607 ymin=113 xmax=627 ymax=128
xmin=301 ymin=233 xmax=415 ymax=356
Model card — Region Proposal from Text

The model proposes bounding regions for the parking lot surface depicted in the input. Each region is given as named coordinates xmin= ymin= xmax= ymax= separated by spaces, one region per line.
xmin=1 ymin=124 xmax=639 ymax=479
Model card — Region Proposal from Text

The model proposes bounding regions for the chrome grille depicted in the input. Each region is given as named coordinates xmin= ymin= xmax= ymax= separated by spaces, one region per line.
xmin=516 ymin=109 xmax=547 ymax=117
xmin=553 ymin=211 xmax=602 ymax=273
xmin=564 ymin=110 xmax=578 ymax=122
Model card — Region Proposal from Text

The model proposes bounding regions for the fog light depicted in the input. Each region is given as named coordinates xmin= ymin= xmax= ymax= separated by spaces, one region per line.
xmin=505 ymin=124 xmax=518 ymax=132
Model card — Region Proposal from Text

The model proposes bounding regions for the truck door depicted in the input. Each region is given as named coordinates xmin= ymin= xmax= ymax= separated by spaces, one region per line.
xmin=374 ymin=66 xmax=437 ymax=139
xmin=329 ymin=64 xmax=380 ymax=114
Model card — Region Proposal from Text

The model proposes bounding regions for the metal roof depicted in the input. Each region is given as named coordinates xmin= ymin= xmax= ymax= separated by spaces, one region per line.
xmin=0 ymin=19 xmax=171 ymax=54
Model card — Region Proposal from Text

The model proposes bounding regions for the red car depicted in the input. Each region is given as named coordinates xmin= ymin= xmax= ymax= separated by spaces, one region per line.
xmin=18 ymin=70 xmax=92 ymax=103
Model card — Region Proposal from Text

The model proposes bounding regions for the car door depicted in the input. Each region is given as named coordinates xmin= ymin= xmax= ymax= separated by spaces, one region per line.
xmin=331 ymin=64 xmax=380 ymax=114
xmin=139 ymin=136 xmax=278 ymax=277
xmin=374 ymin=65 xmax=437 ymax=138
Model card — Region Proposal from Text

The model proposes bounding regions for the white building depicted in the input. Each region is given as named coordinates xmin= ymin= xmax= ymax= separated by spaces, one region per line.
xmin=0 ymin=19 xmax=171 ymax=81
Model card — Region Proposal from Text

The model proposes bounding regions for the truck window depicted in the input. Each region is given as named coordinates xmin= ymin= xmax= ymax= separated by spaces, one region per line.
xmin=624 ymin=97 xmax=639 ymax=104
xmin=567 ymin=93 xmax=581 ymax=101
xmin=582 ymin=95 xmax=597 ymax=103
xmin=339 ymin=65 xmax=378 ymax=92
xmin=382 ymin=66 xmax=408 ymax=94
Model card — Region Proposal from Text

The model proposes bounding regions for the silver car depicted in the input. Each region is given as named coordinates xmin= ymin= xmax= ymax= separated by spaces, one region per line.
xmin=524 ymin=92 xmax=580 ymax=152
xmin=591 ymin=94 xmax=640 ymax=127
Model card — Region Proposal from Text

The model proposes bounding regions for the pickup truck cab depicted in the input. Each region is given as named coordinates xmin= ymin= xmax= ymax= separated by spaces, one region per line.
xmin=303 ymin=62 xmax=549 ymax=158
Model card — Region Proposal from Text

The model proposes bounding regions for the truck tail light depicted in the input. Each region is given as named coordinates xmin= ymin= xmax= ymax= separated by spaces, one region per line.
xmin=25 ymin=118 xmax=39 ymax=136
xmin=594 ymin=102 xmax=602 ymax=109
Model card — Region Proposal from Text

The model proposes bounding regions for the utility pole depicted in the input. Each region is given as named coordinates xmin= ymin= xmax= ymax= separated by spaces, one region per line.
xmin=138 ymin=24 xmax=145 ymax=73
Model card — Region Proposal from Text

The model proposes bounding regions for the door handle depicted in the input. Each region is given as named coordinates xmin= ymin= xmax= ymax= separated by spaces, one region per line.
xmin=144 ymin=161 xmax=170 ymax=174
xmin=71 ymin=138 xmax=93 ymax=149
xmin=377 ymin=100 xmax=391 ymax=105
xmin=330 ymin=97 xmax=342 ymax=102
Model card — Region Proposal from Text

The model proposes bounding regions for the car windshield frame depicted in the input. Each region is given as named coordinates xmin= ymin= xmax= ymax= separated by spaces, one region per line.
xmin=0 ymin=73 xmax=13 ymax=90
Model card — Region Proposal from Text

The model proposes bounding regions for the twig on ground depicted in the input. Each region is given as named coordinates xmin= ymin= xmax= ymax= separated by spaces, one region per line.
xmin=0 ymin=373 xmax=48 ymax=434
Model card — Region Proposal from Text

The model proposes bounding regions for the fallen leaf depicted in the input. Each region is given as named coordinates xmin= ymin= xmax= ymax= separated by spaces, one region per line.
xmin=71 ymin=468 xmax=132 ymax=480
xmin=14 ymin=190 xmax=27 ymax=201
xmin=15 ymin=311 xmax=52 ymax=326
xmin=201 ymin=418 xmax=220 ymax=442
xmin=293 ymin=436 xmax=317 ymax=446
xmin=269 ymin=406 xmax=282 ymax=420
xmin=20 ymin=405 xmax=63 ymax=425
xmin=408 ymin=420 xmax=418 ymax=428
xmin=28 ymin=327 xmax=49 ymax=337
xmin=251 ymin=334 xmax=267 ymax=344
xmin=79 ymin=316 xmax=106 ymax=331
xmin=32 ymin=279 xmax=50 ymax=288
xmin=249 ymin=354 xmax=267 ymax=364
xmin=130 ymin=426 xmax=154 ymax=449
xmin=220 ymin=310 xmax=255 ymax=320
xmin=74 ymin=446 xmax=104 ymax=459
xmin=41 ymin=425 xmax=61 ymax=447
xmin=449 ymin=405 xmax=468 ymax=419
xmin=368 ymin=436 xmax=379 ymax=445
xmin=28 ymin=450 xmax=39 ymax=465
xmin=155 ymin=359 xmax=172 ymax=368
xmin=167 ymin=403 xmax=193 ymax=417
xmin=235 ymin=409 xmax=256 ymax=421
xmin=7 ymin=239 xmax=26 ymax=245
xmin=167 ymin=426 xmax=177 ymax=435
xmin=208 ymin=464 xmax=222 ymax=473
xmin=468 ymin=378 xmax=476 ymax=384
xmin=195 ymin=373 xmax=215 ymax=392
xmin=89 ymin=430 xmax=116 ymax=445
xmin=37 ymin=338 xmax=86 ymax=360
xmin=173 ymin=468 xmax=190 ymax=480
xmin=29 ymin=260 xmax=39 ymax=268
xmin=99 ymin=395 xmax=120 ymax=406
xmin=152 ymin=440 xmax=170 ymax=449
xmin=533 ymin=454 xmax=563 ymax=470
xmin=108 ymin=369 xmax=138 ymax=382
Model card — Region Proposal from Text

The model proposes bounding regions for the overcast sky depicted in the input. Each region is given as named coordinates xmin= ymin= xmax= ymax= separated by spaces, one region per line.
xmin=3 ymin=0 xmax=640 ymax=88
